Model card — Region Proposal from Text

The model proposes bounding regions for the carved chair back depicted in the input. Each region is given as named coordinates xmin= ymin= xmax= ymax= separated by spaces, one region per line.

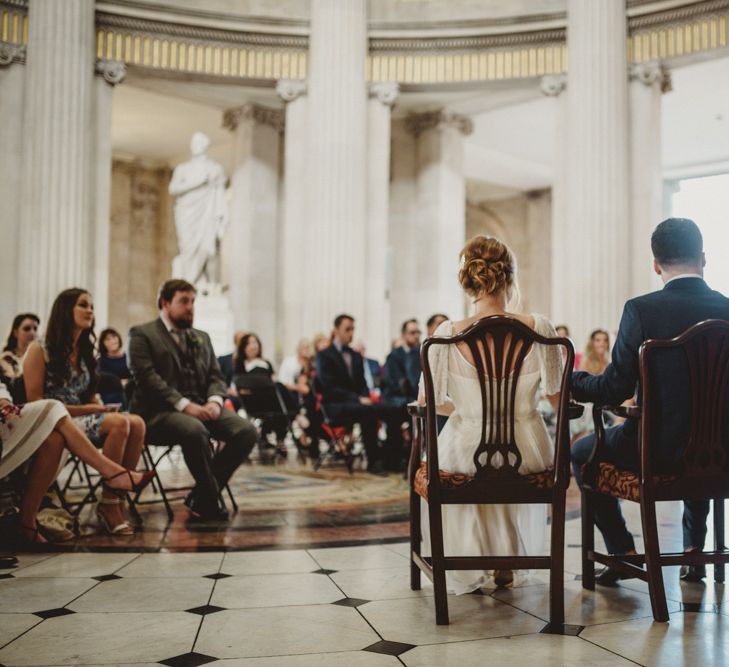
xmin=420 ymin=316 xmax=573 ymax=491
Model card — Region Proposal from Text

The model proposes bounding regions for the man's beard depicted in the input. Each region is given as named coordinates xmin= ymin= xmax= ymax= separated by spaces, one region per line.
xmin=171 ymin=316 xmax=193 ymax=330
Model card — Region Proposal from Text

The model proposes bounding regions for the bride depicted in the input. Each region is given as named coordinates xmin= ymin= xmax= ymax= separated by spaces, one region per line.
xmin=419 ymin=235 xmax=564 ymax=593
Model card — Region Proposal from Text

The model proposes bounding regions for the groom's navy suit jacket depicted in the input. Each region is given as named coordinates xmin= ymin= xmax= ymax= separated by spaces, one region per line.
xmin=572 ymin=277 xmax=729 ymax=471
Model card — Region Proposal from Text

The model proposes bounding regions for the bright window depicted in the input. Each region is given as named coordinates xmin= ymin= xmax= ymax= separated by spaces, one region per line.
xmin=672 ymin=173 xmax=729 ymax=294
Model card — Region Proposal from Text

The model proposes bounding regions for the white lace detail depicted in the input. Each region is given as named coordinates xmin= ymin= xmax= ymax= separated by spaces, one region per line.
xmin=533 ymin=313 xmax=565 ymax=396
xmin=418 ymin=320 xmax=451 ymax=406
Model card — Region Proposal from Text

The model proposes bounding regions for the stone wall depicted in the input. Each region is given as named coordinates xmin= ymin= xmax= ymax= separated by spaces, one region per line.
xmin=108 ymin=159 xmax=174 ymax=338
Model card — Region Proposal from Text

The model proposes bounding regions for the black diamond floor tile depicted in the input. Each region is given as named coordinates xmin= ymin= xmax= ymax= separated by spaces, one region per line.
xmin=363 ymin=640 xmax=416 ymax=656
xmin=93 ymin=574 xmax=122 ymax=582
xmin=332 ymin=597 xmax=370 ymax=608
xmin=203 ymin=572 xmax=232 ymax=580
xmin=312 ymin=568 xmax=338 ymax=575
xmin=185 ymin=604 xmax=226 ymax=615
xmin=33 ymin=607 xmax=76 ymax=619
xmin=683 ymin=602 xmax=718 ymax=613
xmin=541 ymin=622 xmax=585 ymax=636
xmin=159 ymin=652 xmax=218 ymax=667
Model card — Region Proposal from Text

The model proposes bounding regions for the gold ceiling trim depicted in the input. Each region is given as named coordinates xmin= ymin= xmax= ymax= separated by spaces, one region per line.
xmin=1 ymin=2 xmax=727 ymax=84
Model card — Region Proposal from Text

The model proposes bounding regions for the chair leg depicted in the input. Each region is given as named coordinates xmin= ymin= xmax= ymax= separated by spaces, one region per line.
xmin=640 ymin=498 xmax=669 ymax=622
xmin=714 ymin=499 xmax=725 ymax=584
xmin=410 ymin=489 xmax=422 ymax=591
xmin=428 ymin=503 xmax=449 ymax=625
xmin=581 ymin=490 xmax=595 ymax=591
xmin=549 ymin=495 xmax=566 ymax=629
xmin=226 ymin=484 xmax=238 ymax=512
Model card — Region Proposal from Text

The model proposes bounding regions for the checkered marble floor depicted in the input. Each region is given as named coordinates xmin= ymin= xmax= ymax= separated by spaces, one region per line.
xmin=1 ymin=500 xmax=727 ymax=666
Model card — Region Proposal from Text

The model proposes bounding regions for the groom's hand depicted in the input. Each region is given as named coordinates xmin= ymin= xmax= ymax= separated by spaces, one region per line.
xmin=183 ymin=403 xmax=208 ymax=421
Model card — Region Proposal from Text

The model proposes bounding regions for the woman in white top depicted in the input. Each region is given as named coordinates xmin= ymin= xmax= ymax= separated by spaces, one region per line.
xmin=418 ymin=235 xmax=564 ymax=593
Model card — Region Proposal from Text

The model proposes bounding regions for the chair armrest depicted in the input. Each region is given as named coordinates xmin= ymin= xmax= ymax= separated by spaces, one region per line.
xmin=567 ymin=402 xmax=584 ymax=420
xmin=597 ymin=404 xmax=642 ymax=419
xmin=407 ymin=402 xmax=425 ymax=419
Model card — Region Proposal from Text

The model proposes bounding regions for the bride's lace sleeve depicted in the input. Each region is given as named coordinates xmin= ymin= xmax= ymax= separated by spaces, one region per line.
xmin=418 ymin=321 xmax=451 ymax=405
xmin=534 ymin=314 xmax=565 ymax=396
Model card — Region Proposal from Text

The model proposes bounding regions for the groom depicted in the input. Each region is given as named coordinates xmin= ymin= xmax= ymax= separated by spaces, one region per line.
xmin=571 ymin=218 xmax=729 ymax=584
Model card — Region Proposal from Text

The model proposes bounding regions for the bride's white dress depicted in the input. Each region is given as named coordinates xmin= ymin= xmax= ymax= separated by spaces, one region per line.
xmin=419 ymin=315 xmax=564 ymax=594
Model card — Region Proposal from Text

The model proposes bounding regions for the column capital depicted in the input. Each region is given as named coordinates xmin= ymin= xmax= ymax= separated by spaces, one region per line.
xmin=276 ymin=79 xmax=307 ymax=103
xmin=540 ymin=74 xmax=566 ymax=97
xmin=223 ymin=103 xmax=285 ymax=133
xmin=0 ymin=43 xmax=26 ymax=67
xmin=629 ymin=61 xmax=672 ymax=93
xmin=95 ymin=58 xmax=126 ymax=85
xmin=405 ymin=109 xmax=473 ymax=138
xmin=369 ymin=81 xmax=399 ymax=106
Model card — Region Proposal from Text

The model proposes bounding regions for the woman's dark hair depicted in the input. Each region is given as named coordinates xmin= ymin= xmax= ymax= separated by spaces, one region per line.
xmin=235 ymin=333 xmax=263 ymax=372
xmin=4 ymin=313 xmax=40 ymax=352
xmin=99 ymin=328 xmax=123 ymax=357
xmin=45 ymin=288 xmax=97 ymax=400
xmin=651 ymin=218 xmax=703 ymax=266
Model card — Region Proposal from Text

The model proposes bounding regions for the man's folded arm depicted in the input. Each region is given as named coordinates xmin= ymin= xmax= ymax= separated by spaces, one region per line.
xmin=571 ymin=300 xmax=642 ymax=406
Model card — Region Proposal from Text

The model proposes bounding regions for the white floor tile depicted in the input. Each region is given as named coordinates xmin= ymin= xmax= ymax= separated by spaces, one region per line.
xmin=222 ymin=550 xmax=319 ymax=575
xmin=331 ymin=566 xmax=433 ymax=601
xmin=12 ymin=553 xmax=137 ymax=579
xmin=0 ymin=577 xmax=96 ymax=613
xmin=215 ymin=652 xmax=400 ymax=666
xmin=0 ymin=611 xmax=198 ymax=665
xmin=115 ymin=552 xmax=224 ymax=578
xmin=0 ymin=613 xmax=42 ymax=648
xmin=308 ymin=545 xmax=409 ymax=571
xmin=211 ymin=572 xmax=342 ymax=608
xmin=195 ymin=605 xmax=379 ymax=658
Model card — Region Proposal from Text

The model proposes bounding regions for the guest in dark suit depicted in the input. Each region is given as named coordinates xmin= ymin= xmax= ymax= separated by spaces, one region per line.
xmin=316 ymin=314 xmax=406 ymax=472
xmin=128 ymin=279 xmax=258 ymax=520
xmin=383 ymin=319 xmax=421 ymax=406
xmin=571 ymin=218 xmax=729 ymax=584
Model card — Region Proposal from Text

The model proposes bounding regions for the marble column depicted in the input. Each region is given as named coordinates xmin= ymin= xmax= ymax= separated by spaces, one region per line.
xmin=0 ymin=45 xmax=26 ymax=321
xmin=630 ymin=61 xmax=670 ymax=296
xmin=366 ymin=82 xmax=398 ymax=361
xmin=304 ymin=0 xmax=368 ymax=337
xmin=18 ymin=0 xmax=96 ymax=320
xmin=223 ymin=104 xmax=283 ymax=357
xmin=276 ymin=79 xmax=308 ymax=357
xmin=90 ymin=59 xmax=127 ymax=330
xmin=560 ymin=0 xmax=631 ymax=347
xmin=405 ymin=110 xmax=471 ymax=325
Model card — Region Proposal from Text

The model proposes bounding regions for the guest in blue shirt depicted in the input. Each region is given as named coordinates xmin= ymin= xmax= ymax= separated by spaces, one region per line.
xmin=98 ymin=328 xmax=131 ymax=406
xmin=383 ymin=319 xmax=422 ymax=406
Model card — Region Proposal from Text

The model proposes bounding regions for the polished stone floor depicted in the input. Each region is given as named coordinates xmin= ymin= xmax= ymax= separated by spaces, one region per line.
xmin=1 ymin=497 xmax=727 ymax=666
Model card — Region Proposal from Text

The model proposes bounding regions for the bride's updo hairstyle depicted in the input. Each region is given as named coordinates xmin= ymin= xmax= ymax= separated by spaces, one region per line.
xmin=458 ymin=235 xmax=517 ymax=301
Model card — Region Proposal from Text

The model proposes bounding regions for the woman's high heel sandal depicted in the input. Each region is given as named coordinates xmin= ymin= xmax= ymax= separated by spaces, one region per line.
xmin=494 ymin=570 xmax=514 ymax=589
xmin=102 ymin=469 xmax=155 ymax=498
xmin=96 ymin=497 xmax=134 ymax=536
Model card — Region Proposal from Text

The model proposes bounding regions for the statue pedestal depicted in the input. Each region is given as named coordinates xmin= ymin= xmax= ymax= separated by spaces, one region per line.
xmin=193 ymin=281 xmax=234 ymax=356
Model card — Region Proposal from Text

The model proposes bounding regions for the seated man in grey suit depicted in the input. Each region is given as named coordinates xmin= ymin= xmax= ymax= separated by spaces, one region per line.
xmin=128 ymin=279 xmax=258 ymax=521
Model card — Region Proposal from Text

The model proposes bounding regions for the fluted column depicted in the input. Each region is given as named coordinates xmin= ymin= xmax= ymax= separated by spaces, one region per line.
xmin=277 ymin=80 xmax=308 ymax=357
xmin=223 ymin=104 xmax=284 ymax=356
xmin=18 ymin=0 xmax=96 ymax=319
xmin=0 ymin=45 xmax=26 ymax=320
xmin=630 ymin=62 xmax=670 ymax=296
xmin=401 ymin=110 xmax=470 ymax=326
xmin=305 ymin=0 xmax=368 ymax=336
xmin=559 ymin=0 xmax=631 ymax=347
xmin=365 ymin=82 xmax=398 ymax=360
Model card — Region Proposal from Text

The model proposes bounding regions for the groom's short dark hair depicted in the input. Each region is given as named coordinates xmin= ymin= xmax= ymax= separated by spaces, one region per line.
xmin=651 ymin=218 xmax=703 ymax=267
xmin=158 ymin=279 xmax=196 ymax=309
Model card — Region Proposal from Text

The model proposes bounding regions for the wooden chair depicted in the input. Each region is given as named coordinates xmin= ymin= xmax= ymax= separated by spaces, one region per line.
xmin=581 ymin=319 xmax=729 ymax=622
xmin=409 ymin=315 xmax=576 ymax=628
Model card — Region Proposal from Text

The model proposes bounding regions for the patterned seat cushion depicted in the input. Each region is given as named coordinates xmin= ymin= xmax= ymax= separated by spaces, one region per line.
xmin=583 ymin=462 xmax=677 ymax=503
xmin=413 ymin=461 xmax=553 ymax=501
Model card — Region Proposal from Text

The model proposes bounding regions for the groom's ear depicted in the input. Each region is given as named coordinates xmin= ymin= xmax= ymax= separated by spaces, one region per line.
xmin=653 ymin=259 xmax=662 ymax=276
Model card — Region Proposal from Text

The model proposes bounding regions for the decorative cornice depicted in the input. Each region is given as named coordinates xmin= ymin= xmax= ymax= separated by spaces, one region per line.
xmin=276 ymin=79 xmax=307 ymax=103
xmin=405 ymin=110 xmax=473 ymax=138
xmin=629 ymin=61 xmax=673 ymax=93
xmin=0 ymin=42 xmax=24 ymax=66
xmin=0 ymin=0 xmax=27 ymax=10
xmin=540 ymin=74 xmax=566 ymax=97
xmin=223 ymin=104 xmax=284 ymax=133
xmin=369 ymin=81 xmax=399 ymax=106
xmin=370 ymin=29 xmax=565 ymax=54
xmin=95 ymin=58 xmax=127 ymax=85
xmin=95 ymin=11 xmax=308 ymax=49
xmin=628 ymin=0 xmax=729 ymax=30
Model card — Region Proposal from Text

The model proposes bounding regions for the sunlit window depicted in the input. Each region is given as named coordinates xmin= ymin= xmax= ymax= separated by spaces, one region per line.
xmin=671 ymin=173 xmax=729 ymax=294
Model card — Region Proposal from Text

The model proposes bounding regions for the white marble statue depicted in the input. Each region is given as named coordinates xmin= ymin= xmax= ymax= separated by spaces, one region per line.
xmin=169 ymin=132 xmax=229 ymax=283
